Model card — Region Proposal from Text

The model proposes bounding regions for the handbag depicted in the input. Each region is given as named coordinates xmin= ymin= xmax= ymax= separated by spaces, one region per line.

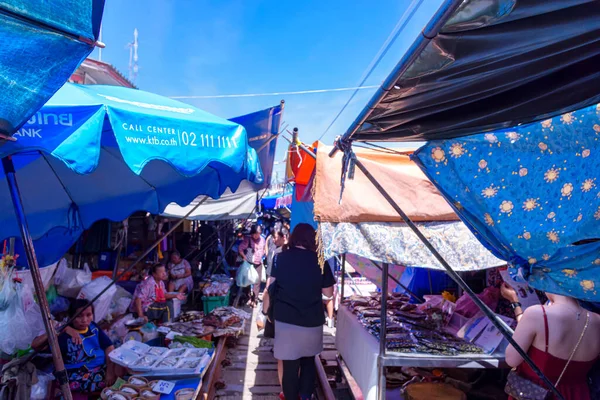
xmin=504 ymin=311 xmax=590 ymax=400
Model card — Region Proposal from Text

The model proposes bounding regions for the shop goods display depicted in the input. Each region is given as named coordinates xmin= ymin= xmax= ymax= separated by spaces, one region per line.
xmin=109 ymin=340 xmax=213 ymax=376
xmin=343 ymin=294 xmax=484 ymax=356
xmin=201 ymin=275 xmax=232 ymax=297
xmin=164 ymin=306 xmax=250 ymax=337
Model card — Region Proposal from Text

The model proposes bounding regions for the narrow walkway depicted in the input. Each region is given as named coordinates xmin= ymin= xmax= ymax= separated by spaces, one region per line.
xmin=216 ymin=306 xmax=337 ymax=399
xmin=216 ymin=305 xmax=280 ymax=399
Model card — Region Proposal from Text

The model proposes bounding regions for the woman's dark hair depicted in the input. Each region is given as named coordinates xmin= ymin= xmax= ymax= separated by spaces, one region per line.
xmin=151 ymin=263 xmax=165 ymax=275
xmin=288 ymin=223 xmax=317 ymax=252
xmin=250 ymin=224 xmax=262 ymax=235
xmin=69 ymin=299 xmax=94 ymax=319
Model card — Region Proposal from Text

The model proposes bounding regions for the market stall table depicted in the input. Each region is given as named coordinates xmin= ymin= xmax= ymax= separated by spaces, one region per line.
xmin=336 ymin=305 xmax=507 ymax=400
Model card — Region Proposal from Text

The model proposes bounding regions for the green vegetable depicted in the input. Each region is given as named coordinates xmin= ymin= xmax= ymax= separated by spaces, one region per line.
xmin=174 ymin=336 xmax=213 ymax=349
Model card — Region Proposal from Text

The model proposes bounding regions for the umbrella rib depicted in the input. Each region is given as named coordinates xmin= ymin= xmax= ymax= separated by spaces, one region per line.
xmin=0 ymin=6 xmax=99 ymax=47
xmin=40 ymin=152 xmax=79 ymax=214
xmin=102 ymin=147 xmax=158 ymax=192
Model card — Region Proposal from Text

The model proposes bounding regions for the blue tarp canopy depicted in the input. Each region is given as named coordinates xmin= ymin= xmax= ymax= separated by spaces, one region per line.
xmin=0 ymin=0 xmax=104 ymax=136
xmin=0 ymin=83 xmax=262 ymax=266
xmin=415 ymin=103 xmax=600 ymax=301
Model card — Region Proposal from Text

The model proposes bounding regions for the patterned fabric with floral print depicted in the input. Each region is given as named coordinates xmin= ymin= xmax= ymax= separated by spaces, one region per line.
xmin=414 ymin=103 xmax=600 ymax=301
xmin=319 ymin=221 xmax=504 ymax=271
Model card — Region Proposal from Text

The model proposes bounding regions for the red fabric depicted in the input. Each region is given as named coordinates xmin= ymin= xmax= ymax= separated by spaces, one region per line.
xmin=155 ymin=283 xmax=166 ymax=303
xmin=511 ymin=307 xmax=595 ymax=400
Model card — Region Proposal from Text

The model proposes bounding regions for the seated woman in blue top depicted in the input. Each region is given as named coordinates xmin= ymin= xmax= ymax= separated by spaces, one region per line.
xmin=59 ymin=299 xmax=117 ymax=394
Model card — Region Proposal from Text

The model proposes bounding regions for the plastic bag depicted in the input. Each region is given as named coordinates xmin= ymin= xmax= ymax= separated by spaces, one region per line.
xmin=19 ymin=261 xmax=58 ymax=298
xmin=256 ymin=312 xmax=266 ymax=331
xmin=236 ymin=261 xmax=259 ymax=288
xmin=77 ymin=276 xmax=117 ymax=323
xmin=30 ymin=370 xmax=54 ymax=400
xmin=24 ymin=301 xmax=46 ymax=338
xmin=55 ymin=260 xmax=91 ymax=298
xmin=455 ymin=287 xmax=500 ymax=318
xmin=260 ymin=264 xmax=267 ymax=283
xmin=0 ymin=281 xmax=35 ymax=354
xmin=109 ymin=285 xmax=133 ymax=319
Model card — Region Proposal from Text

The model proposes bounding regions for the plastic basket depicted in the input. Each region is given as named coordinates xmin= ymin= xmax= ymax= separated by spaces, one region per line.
xmin=202 ymin=292 xmax=230 ymax=314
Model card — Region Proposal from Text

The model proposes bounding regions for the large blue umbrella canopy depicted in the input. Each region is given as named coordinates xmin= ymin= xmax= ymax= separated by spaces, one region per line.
xmin=0 ymin=83 xmax=262 ymax=265
xmin=0 ymin=0 xmax=104 ymax=136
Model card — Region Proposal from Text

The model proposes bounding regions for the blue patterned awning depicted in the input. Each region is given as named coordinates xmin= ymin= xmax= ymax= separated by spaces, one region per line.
xmin=414 ymin=103 xmax=600 ymax=301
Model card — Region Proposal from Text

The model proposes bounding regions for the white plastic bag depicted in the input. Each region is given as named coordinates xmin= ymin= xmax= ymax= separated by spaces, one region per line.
xmin=236 ymin=261 xmax=259 ymax=288
xmin=109 ymin=285 xmax=133 ymax=319
xmin=24 ymin=301 xmax=46 ymax=338
xmin=19 ymin=261 xmax=58 ymax=298
xmin=55 ymin=260 xmax=91 ymax=298
xmin=0 ymin=281 xmax=35 ymax=354
xmin=30 ymin=370 xmax=54 ymax=400
xmin=260 ymin=264 xmax=267 ymax=283
xmin=77 ymin=276 xmax=117 ymax=323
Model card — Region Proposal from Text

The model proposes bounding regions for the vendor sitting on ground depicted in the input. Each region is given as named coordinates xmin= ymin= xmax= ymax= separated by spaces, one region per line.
xmin=34 ymin=299 xmax=119 ymax=395
xmin=131 ymin=263 xmax=185 ymax=323
xmin=167 ymin=250 xmax=194 ymax=294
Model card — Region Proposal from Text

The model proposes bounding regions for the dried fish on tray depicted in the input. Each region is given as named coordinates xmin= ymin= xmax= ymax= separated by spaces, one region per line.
xmin=132 ymin=355 xmax=159 ymax=370
xmin=177 ymin=357 xmax=203 ymax=370
xmin=344 ymin=293 xmax=486 ymax=356
xmin=147 ymin=347 xmax=168 ymax=357
xmin=155 ymin=356 xmax=180 ymax=368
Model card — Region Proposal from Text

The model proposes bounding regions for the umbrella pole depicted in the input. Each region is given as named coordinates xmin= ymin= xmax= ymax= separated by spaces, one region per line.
xmin=2 ymin=157 xmax=73 ymax=400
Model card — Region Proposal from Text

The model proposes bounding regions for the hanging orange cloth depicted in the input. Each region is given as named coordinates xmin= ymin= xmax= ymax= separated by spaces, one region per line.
xmin=287 ymin=140 xmax=318 ymax=200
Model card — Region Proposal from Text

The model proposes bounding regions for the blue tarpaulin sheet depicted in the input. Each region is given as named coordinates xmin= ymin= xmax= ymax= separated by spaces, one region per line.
xmin=415 ymin=103 xmax=600 ymax=301
xmin=0 ymin=0 xmax=104 ymax=136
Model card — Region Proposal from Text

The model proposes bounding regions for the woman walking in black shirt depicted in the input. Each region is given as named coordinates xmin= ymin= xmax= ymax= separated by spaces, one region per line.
xmin=262 ymin=223 xmax=335 ymax=400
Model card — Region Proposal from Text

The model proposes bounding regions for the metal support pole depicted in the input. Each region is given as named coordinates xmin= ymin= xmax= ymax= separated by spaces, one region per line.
xmin=377 ymin=262 xmax=389 ymax=400
xmin=371 ymin=260 xmax=422 ymax=303
xmin=2 ymin=157 xmax=73 ymax=400
xmin=353 ymin=157 xmax=565 ymax=400
xmin=340 ymin=254 xmax=346 ymax=301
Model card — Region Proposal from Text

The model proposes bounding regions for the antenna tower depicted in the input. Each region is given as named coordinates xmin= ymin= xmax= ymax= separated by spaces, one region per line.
xmin=127 ymin=28 xmax=139 ymax=82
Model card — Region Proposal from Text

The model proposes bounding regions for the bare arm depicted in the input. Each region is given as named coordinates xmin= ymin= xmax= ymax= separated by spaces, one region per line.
xmin=105 ymin=345 xmax=117 ymax=385
xmin=183 ymin=261 xmax=192 ymax=278
xmin=262 ymin=277 xmax=276 ymax=317
xmin=505 ymin=305 xmax=542 ymax=368
xmin=238 ymin=238 xmax=249 ymax=261
xmin=134 ymin=297 xmax=145 ymax=319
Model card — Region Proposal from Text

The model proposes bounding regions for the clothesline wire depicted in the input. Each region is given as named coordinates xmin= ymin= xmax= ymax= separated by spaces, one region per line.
xmin=169 ymin=86 xmax=379 ymax=99
xmin=317 ymin=0 xmax=425 ymax=142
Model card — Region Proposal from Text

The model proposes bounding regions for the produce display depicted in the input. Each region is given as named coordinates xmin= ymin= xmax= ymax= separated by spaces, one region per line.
xmin=173 ymin=336 xmax=213 ymax=349
xmin=164 ymin=306 xmax=250 ymax=337
xmin=343 ymin=294 xmax=484 ymax=356
xmin=201 ymin=274 xmax=232 ymax=297
xmin=176 ymin=311 xmax=203 ymax=323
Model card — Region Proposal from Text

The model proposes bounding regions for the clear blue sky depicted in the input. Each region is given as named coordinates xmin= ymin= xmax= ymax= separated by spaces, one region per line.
xmin=94 ymin=0 xmax=443 ymax=182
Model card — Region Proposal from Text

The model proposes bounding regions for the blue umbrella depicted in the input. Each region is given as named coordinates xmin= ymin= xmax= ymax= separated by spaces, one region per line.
xmin=0 ymin=83 xmax=261 ymax=398
xmin=0 ymin=83 xmax=263 ymax=259
xmin=0 ymin=0 xmax=104 ymax=137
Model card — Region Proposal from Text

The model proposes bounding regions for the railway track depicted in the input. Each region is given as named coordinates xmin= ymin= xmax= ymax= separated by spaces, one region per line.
xmin=198 ymin=302 xmax=355 ymax=400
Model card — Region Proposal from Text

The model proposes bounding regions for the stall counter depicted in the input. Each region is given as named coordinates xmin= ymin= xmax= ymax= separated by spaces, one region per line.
xmin=336 ymin=305 xmax=508 ymax=399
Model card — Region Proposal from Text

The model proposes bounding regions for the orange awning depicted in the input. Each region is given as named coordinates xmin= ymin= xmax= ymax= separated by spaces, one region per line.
xmin=314 ymin=143 xmax=458 ymax=223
